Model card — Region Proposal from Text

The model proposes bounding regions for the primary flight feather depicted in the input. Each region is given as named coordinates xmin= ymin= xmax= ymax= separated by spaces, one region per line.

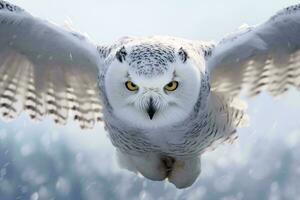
xmin=0 ymin=0 xmax=299 ymax=188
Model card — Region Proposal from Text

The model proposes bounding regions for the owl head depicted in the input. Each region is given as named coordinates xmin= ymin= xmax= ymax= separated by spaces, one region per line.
xmin=102 ymin=37 xmax=208 ymax=128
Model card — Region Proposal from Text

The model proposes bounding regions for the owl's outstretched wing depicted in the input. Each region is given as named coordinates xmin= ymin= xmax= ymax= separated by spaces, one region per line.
xmin=0 ymin=1 xmax=104 ymax=128
xmin=207 ymin=4 xmax=300 ymax=98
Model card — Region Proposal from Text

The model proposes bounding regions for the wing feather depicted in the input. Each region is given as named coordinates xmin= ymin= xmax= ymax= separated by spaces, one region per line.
xmin=207 ymin=4 xmax=300 ymax=97
xmin=0 ymin=1 xmax=103 ymax=128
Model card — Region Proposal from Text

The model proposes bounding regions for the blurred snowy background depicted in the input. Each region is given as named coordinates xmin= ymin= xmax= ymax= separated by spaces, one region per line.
xmin=1 ymin=0 xmax=300 ymax=199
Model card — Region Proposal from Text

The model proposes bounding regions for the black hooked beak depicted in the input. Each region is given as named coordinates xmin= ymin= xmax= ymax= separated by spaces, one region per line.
xmin=147 ymin=97 xmax=156 ymax=120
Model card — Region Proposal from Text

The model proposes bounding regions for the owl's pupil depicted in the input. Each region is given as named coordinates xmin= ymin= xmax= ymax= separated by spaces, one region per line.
xmin=168 ymin=83 xmax=173 ymax=87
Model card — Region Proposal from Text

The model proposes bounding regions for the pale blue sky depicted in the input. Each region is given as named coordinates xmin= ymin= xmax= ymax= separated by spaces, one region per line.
xmin=10 ymin=0 xmax=300 ymax=42
xmin=2 ymin=1 xmax=300 ymax=199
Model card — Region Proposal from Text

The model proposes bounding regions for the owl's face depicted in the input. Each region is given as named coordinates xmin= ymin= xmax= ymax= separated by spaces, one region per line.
xmin=105 ymin=41 xmax=204 ymax=128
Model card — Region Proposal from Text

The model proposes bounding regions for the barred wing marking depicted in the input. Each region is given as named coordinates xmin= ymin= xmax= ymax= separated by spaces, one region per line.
xmin=0 ymin=1 xmax=103 ymax=128
xmin=207 ymin=4 xmax=300 ymax=97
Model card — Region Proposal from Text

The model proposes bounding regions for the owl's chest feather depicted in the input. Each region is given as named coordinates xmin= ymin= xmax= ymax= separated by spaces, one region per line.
xmin=105 ymin=93 xmax=246 ymax=157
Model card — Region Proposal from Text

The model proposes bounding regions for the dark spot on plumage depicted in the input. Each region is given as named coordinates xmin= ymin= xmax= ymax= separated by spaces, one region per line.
xmin=178 ymin=47 xmax=188 ymax=63
xmin=271 ymin=4 xmax=300 ymax=21
xmin=287 ymin=74 xmax=296 ymax=79
xmin=0 ymin=1 xmax=21 ymax=12
xmin=203 ymin=49 xmax=212 ymax=57
xmin=71 ymin=32 xmax=85 ymax=40
xmin=1 ymin=103 xmax=16 ymax=112
xmin=47 ymin=100 xmax=57 ymax=106
xmin=25 ymin=105 xmax=34 ymax=110
xmin=29 ymin=114 xmax=36 ymax=119
xmin=5 ymin=3 xmax=13 ymax=11
xmin=1 ymin=94 xmax=15 ymax=102
xmin=67 ymin=98 xmax=75 ymax=102
xmin=116 ymin=46 xmax=127 ymax=63
xmin=46 ymin=91 xmax=54 ymax=96
xmin=128 ymin=43 xmax=176 ymax=77
xmin=98 ymin=45 xmax=112 ymax=59
xmin=26 ymin=96 xmax=35 ymax=102
xmin=27 ymin=89 xmax=36 ymax=95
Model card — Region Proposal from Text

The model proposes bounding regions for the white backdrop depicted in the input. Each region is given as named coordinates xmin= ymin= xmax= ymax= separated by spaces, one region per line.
xmin=1 ymin=0 xmax=300 ymax=199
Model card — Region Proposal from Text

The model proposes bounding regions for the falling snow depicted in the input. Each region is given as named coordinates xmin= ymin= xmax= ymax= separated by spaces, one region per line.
xmin=0 ymin=91 xmax=299 ymax=199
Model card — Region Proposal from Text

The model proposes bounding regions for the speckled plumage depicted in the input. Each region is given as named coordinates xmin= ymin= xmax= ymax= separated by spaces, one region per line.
xmin=128 ymin=43 xmax=176 ymax=78
xmin=0 ymin=1 xmax=22 ymax=12
xmin=0 ymin=0 xmax=300 ymax=188
xmin=96 ymin=36 xmax=240 ymax=156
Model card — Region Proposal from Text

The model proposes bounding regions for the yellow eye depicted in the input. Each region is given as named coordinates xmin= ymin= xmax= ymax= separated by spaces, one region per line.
xmin=164 ymin=81 xmax=179 ymax=91
xmin=125 ymin=81 xmax=139 ymax=91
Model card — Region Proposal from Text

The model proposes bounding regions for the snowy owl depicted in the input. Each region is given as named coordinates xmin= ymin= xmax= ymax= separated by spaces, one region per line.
xmin=0 ymin=0 xmax=300 ymax=188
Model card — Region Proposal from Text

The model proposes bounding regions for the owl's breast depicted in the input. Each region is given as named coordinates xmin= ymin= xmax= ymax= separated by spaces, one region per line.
xmin=105 ymin=116 xmax=210 ymax=157
xmin=104 ymin=93 xmax=247 ymax=157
